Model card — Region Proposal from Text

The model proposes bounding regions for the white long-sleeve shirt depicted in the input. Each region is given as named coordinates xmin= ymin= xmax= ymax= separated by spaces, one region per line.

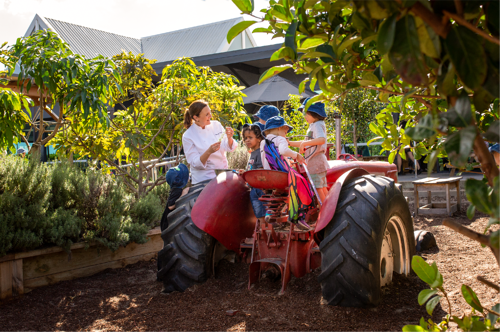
xmin=260 ymin=134 xmax=298 ymax=170
xmin=182 ymin=120 xmax=237 ymax=184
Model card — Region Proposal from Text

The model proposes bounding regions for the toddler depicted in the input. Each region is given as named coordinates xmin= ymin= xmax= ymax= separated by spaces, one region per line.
xmin=289 ymin=100 xmax=330 ymax=202
xmin=160 ymin=163 xmax=190 ymax=232
xmin=238 ymin=123 xmax=266 ymax=224
xmin=261 ymin=116 xmax=313 ymax=228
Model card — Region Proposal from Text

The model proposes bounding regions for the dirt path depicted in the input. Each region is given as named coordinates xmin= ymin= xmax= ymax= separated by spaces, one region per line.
xmin=0 ymin=203 xmax=498 ymax=331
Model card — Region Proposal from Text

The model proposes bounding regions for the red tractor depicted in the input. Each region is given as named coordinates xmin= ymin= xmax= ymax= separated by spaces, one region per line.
xmin=157 ymin=159 xmax=415 ymax=307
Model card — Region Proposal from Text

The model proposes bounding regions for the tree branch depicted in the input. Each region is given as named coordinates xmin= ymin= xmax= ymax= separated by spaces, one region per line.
xmin=410 ymin=1 xmax=449 ymax=38
xmin=473 ymin=131 xmax=499 ymax=187
xmin=443 ymin=11 xmax=500 ymax=46
xmin=477 ymin=276 xmax=500 ymax=292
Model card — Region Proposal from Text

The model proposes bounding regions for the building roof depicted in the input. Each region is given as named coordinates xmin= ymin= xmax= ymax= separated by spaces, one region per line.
xmin=25 ymin=15 xmax=256 ymax=62
xmin=26 ymin=15 xmax=141 ymax=58
xmin=142 ymin=18 xmax=247 ymax=63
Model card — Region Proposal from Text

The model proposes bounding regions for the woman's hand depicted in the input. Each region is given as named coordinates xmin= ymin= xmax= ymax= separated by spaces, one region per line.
xmin=208 ymin=142 xmax=221 ymax=154
xmin=225 ymin=127 xmax=234 ymax=137
xmin=296 ymin=154 xmax=307 ymax=165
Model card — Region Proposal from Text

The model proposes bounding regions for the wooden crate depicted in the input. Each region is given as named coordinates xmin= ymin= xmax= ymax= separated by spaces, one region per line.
xmin=0 ymin=227 xmax=162 ymax=300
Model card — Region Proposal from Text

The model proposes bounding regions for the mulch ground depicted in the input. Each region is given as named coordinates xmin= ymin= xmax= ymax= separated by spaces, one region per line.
xmin=0 ymin=197 xmax=498 ymax=331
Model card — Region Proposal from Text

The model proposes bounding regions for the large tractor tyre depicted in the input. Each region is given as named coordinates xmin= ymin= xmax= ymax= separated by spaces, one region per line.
xmin=318 ymin=174 xmax=415 ymax=307
xmin=157 ymin=180 xmax=215 ymax=293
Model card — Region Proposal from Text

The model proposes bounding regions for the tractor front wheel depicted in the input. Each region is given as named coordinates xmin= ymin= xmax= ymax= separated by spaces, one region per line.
xmin=318 ymin=174 xmax=415 ymax=307
xmin=157 ymin=180 xmax=215 ymax=293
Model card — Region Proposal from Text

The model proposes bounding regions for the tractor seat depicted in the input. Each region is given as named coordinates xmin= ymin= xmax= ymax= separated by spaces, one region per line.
xmin=242 ymin=169 xmax=288 ymax=190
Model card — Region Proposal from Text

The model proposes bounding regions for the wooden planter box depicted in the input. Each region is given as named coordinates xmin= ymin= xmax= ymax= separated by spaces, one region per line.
xmin=0 ymin=227 xmax=162 ymax=300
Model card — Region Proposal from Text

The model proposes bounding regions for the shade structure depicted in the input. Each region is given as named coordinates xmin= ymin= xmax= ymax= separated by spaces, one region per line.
xmin=242 ymin=75 xmax=315 ymax=104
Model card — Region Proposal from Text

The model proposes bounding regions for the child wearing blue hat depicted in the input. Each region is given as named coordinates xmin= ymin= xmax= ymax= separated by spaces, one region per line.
xmin=254 ymin=105 xmax=280 ymax=125
xmin=160 ymin=163 xmax=190 ymax=231
xmin=289 ymin=99 xmax=330 ymax=202
xmin=260 ymin=116 xmax=306 ymax=169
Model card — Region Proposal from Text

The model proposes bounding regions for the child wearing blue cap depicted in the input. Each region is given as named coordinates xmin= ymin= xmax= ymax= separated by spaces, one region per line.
xmin=289 ymin=99 xmax=330 ymax=202
xmin=160 ymin=163 xmax=190 ymax=231
xmin=254 ymin=105 xmax=280 ymax=125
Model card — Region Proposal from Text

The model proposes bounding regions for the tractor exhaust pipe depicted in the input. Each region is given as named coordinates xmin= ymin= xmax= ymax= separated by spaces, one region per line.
xmin=334 ymin=112 xmax=341 ymax=159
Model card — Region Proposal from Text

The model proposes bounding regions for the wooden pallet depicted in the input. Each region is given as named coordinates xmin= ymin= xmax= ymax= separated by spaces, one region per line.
xmin=0 ymin=227 xmax=162 ymax=300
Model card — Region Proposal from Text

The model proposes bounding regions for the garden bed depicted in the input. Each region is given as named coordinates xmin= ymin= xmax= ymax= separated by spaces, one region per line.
xmin=0 ymin=227 xmax=162 ymax=300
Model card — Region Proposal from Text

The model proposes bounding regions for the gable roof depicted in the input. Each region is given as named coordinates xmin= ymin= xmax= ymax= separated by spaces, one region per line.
xmin=26 ymin=15 xmax=141 ymax=58
xmin=24 ymin=15 xmax=256 ymax=62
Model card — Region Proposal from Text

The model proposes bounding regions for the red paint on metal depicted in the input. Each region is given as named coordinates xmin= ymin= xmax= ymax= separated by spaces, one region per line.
xmin=313 ymin=161 xmax=398 ymax=234
xmin=242 ymin=169 xmax=288 ymax=190
xmin=337 ymin=153 xmax=358 ymax=161
xmin=191 ymin=172 xmax=256 ymax=251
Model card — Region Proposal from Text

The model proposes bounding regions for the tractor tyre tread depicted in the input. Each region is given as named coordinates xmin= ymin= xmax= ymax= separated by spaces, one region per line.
xmin=157 ymin=181 xmax=215 ymax=293
xmin=319 ymin=174 xmax=414 ymax=307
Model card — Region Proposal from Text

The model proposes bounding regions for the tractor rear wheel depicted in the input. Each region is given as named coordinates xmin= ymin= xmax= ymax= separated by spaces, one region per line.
xmin=157 ymin=180 xmax=215 ymax=293
xmin=318 ymin=174 xmax=414 ymax=307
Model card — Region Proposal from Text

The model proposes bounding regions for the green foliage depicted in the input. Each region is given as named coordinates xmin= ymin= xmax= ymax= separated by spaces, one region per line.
xmin=0 ymin=42 xmax=33 ymax=153
xmin=0 ymin=154 xmax=162 ymax=257
xmin=227 ymin=141 xmax=250 ymax=170
xmin=53 ymin=55 xmax=247 ymax=198
xmin=405 ymin=256 xmax=500 ymax=331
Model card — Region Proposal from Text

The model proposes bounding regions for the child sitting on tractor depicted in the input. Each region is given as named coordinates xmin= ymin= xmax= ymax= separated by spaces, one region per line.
xmin=238 ymin=123 xmax=266 ymax=224
xmin=160 ymin=164 xmax=190 ymax=232
xmin=289 ymin=99 xmax=330 ymax=202
xmin=260 ymin=116 xmax=314 ymax=229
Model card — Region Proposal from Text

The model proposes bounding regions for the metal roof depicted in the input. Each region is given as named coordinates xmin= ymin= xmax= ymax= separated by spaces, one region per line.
xmin=141 ymin=18 xmax=246 ymax=62
xmin=42 ymin=16 xmax=141 ymax=58
xmin=24 ymin=15 xmax=255 ymax=62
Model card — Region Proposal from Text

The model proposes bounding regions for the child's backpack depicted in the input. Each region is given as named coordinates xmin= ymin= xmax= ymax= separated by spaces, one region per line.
xmin=263 ymin=138 xmax=314 ymax=224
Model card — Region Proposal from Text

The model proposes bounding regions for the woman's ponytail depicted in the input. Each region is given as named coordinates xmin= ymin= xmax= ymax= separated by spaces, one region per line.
xmin=183 ymin=109 xmax=192 ymax=129
xmin=183 ymin=100 xmax=209 ymax=129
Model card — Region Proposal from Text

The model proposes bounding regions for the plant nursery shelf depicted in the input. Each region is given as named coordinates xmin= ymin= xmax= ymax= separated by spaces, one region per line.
xmin=0 ymin=227 xmax=162 ymax=300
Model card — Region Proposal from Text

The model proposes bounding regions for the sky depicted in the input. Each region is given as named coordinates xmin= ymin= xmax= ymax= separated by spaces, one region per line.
xmin=0 ymin=0 xmax=282 ymax=48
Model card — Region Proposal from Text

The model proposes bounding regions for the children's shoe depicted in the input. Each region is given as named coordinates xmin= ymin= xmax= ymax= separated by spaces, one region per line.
xmin=296 ymin=219 xmax=312 ymax=230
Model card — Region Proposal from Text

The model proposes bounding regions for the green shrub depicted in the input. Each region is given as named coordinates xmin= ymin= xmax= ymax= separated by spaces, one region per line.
xmin=227 ymin=141 xmax=250 ymax=170
xmin=0 ymin=155 xmax=163 ymax=257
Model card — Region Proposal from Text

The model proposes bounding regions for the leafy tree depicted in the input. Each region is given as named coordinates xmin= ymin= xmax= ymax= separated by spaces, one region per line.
xmin=53 ymin=55 xmax=247 ymax=197
xmin=0 ymin=42 xmax=33 ymax=153
xmin=230 ymin=0 xmax=499 ymax=326
xmin=9 ymin=30 xmax=119 ymax=156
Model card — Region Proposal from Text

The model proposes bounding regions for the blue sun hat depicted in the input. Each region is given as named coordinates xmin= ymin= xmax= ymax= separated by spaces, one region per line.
xmin=299 ymin=98 xmax=326 ymax=118
xmin=16 ymin=147 xmax=27 ymax=155
xmin=490 ymin=143 xmax=500 ymax=153
xmin=166 ymin=163 xmax=189 ymax=189
xmin=243 ymin=122 xmax=266 ymax=137
xmin=254 ymin=105 xmax=280 ymax=122
xmin=263 ymin=116 xmax=293 ymax=134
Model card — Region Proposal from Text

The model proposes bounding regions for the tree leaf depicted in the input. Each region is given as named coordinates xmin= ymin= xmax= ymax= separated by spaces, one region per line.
xmin=337 ymin=35 xmax=361 ymax=55
xmin=232 ymin=0 xmax=254 ymax=14
xmin=402 ymin=325 xmax=425 ymax=332
xmin=406 ymin=114 xmax=435 ymax=141
xmin=389 ymin=15 xmax=428 ymax=86
xmin=284 ymin=19 xmax=299 ymax=59
xmin=444 ymin=125 xmax=477 ymax=167
xmin=467 ymin=204 xmax=476 ymax=220
xmin=227 ymin=21 xmax=257 ymax=43
xmin=445 ymin=26 xmax=487 ymax=90
xmin=412 ymin=255 xmax=436 ymax=286
xmin=418 ymin=289 xmax=438 ymax=305
xmin=487 ymin=303 xmax=500 ymax=324
xmin=426 ymin=296 xmax=441 ymax=315
xmin=484 ymin=120 xmax=500 ymax=143
xmin=377 ymin=13 xmax=397 ymax=55
xmin=259 ymin=65 xmax=293 ymax=84
xmin=461 ymin=285 xmax=484 ymax=313
xmin=300 ymin=38 xmax=327 ymax=49
xmin=415 ymin=16 xmax=440 ymax=58
xmin=465 ymin=179 xmax=493 ymax=215
xmin=270 ymin=46 xmax=296 ymax=62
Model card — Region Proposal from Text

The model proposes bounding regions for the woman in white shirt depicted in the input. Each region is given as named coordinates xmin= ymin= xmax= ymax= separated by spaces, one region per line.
xmin=182 ymin=100 xmax=238 ymax=184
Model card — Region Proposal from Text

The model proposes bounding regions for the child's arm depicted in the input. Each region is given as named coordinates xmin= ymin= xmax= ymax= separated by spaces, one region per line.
xmin=288 ymin=140 xmax=303 ymax=148
xmin=299 ymin=137 xmax=326 ymax=154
